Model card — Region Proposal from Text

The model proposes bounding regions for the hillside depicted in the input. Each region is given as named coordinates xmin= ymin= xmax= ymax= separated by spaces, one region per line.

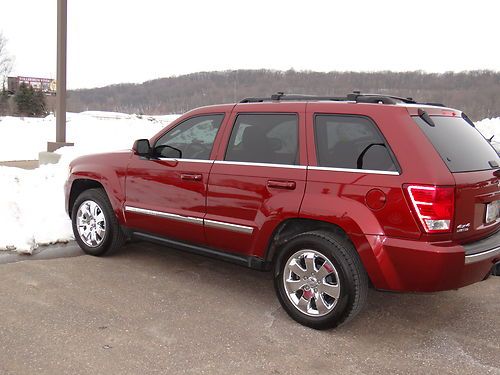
xmin=67 ymin=70 xmax=500 ymax=120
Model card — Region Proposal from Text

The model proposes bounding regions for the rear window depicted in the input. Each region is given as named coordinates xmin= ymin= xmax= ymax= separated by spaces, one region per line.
xmin=413 ymin=116 xmax=500 ymax=173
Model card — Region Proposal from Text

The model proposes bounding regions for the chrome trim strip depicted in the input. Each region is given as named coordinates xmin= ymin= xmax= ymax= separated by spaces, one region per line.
xmin=308 ymin=166 xmax=400 ymax=176
xmin=157 ymin=158 xmax=214 ymax=164
xmin=125 ymin=206 xmax=203 ymax=225
xmin=214 ymin=161 xmax=307 ymax=169
xmin=464 ymin=246 xmax=500 ymax=264
xmin=124 ymin=206 xmax=254 ymax=234
xmin=204 ymin=219 xmax=254 ymax=234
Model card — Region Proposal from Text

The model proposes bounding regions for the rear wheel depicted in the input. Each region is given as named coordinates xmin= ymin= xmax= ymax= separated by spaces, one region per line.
xmin=274 ymin=230 xmax=368 ymax=329
xmin=71 ymin=188 xmax=126 ymax=256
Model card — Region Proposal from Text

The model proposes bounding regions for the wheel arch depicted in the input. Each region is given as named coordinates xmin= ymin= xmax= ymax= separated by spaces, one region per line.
xmin=68 ymin=179 xmax=105 ymax=218
xmin=264 ymin=218 xmax=380 ymax=287
xmin=265 ymin=218 xmax=353 ymax=264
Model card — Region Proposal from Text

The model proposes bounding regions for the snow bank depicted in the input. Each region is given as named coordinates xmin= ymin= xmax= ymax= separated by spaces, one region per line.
xmin=0 ymin=163 xmax=73 ymax=252
xmin=0 ymin=112 xmax=179 ymax=253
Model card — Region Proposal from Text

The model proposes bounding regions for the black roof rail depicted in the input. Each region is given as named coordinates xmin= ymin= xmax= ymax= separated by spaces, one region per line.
xmin=240 ymin=92 xmax=348 ymax=103
xmin=239 ymin=92 xmax=446 ymax=107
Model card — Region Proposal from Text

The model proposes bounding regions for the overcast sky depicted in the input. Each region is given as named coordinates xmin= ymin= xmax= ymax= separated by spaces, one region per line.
xmin=1 ymin=0 xmax=499 ymax=89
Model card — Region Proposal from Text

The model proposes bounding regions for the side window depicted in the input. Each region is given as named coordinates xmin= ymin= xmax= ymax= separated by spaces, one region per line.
xmin=155 ymin=114 xmax=224 ymax=159
xmin=314 ymin=115 xmax=397 ymax=172
xmin=225 ymin=114 xmax=298 ymax=165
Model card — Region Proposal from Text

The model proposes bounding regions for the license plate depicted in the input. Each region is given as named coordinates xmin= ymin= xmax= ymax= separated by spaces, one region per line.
xmin=486 ymin=200 xmax=500 ymax=224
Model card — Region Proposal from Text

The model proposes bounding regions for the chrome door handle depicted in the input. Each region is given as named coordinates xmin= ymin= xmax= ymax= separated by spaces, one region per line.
xmin=181 ymin=173 xmax=203 ymax=181
xmin=267 ymin=180 xmax=296 ymax=190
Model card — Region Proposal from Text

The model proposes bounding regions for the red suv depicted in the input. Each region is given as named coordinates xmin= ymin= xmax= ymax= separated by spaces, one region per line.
xmin=65 ymin=93 xmax=500 ymax=329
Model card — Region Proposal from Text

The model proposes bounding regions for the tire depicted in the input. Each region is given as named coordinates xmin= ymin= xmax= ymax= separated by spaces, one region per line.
xmin=274 ymin=230 xmax=368 ymax=330
xmin=71 ymin=188 xmax=126 ymax=256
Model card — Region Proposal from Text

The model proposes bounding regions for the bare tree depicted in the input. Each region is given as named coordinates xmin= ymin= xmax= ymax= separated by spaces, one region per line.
xmin=0 ymin=32 xmax=13 ymax=89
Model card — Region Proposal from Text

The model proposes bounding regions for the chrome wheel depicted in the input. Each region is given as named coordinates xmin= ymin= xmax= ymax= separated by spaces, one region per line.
xmin=76 ymin=200 xmax=107 ymax=248
xmin=283 ymin=249 xmax=340 ymax=317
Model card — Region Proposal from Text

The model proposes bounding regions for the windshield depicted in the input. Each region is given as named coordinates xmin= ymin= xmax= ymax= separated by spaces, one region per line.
xmin=413 ymin=116 xmax=500 ymax=173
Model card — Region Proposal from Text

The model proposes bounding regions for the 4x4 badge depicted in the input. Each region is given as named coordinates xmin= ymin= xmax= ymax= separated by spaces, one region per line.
xmin=456 ymin=223 xmax=471 ymax=233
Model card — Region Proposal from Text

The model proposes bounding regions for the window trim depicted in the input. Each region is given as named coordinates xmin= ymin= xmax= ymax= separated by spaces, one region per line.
xmin=313 ymin=113 xmax=401 ymax=174
xmin=223 ymin=112 xmax=300 ymax=166
xmin=153 ymin=113 xmax=226 ymax=160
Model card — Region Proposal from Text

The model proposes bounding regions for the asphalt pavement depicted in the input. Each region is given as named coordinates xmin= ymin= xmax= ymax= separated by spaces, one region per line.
xmin=0 ymin=242 xmax=498 ymax=375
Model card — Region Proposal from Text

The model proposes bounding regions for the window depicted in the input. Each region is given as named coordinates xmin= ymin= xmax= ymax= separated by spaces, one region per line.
xmin=413 ymin=116 xmax=499 ymax=173
xmin=155 ymin=114 xmax=224 ymax=159
xmin=225 ymin=114 xmax=299 ymax=165
xmin=314 ymin=115 xmax=397 ymax=172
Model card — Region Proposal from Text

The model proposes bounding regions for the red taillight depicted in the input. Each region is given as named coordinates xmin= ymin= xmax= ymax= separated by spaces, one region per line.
xmin=405 ymin=185 xmax=455 ymax=233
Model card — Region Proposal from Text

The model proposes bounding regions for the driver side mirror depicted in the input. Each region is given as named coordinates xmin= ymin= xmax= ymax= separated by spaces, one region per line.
xmin=133 ymin=139 xmax=151 ymax=157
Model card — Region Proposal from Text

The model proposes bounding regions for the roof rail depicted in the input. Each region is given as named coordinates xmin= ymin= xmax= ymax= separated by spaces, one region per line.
xmin=239 ymin=92 xmax=446 ymax=107
xmin=240 ymin=92 xmax=348 ymax=103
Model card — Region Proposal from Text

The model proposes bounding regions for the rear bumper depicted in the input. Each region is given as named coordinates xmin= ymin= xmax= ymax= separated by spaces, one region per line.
xmin=359 ymin=233 xmax=500 ymax=292
xmin=463 ymin=230 xmax=500 ymax=264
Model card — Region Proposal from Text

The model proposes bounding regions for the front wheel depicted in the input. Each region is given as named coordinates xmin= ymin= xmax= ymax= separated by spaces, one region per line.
xmin=274 ymin=230 xmax=368 ymax=330
xmin=71 ymin=188 xmax=126 ymax=256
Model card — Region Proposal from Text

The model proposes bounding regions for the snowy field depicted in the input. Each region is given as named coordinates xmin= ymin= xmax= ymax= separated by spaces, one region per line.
xmin=0 ymin=113 xmax=498 ymax=253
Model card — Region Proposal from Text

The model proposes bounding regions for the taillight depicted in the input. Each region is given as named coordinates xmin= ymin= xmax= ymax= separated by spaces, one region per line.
xmin=404 ymin=185 xmax=455 ymax=233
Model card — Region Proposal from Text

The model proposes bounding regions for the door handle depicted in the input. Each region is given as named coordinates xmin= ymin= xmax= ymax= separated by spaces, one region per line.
xmin=267 ymin=180 xmax=296 ymax=190
xmin=181 ymin=173 xmax=203 ymax=181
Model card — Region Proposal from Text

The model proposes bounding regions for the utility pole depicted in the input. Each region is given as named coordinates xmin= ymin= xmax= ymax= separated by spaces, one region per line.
xmin=48 ymin=0 xmax=73 ymax=152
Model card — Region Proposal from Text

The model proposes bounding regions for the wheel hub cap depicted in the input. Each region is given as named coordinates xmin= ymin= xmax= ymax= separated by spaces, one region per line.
xmin=283 ymin=249 xmax=341 ymax=317
xmin=76 ymin=200 xmax=107 ymax=248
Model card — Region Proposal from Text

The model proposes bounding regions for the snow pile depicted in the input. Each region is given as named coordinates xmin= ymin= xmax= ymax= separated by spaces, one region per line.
xmin=0 ymin=162 xmax=73 ymax=252
xmin=0 ymin=112 xmax=179 ymax=253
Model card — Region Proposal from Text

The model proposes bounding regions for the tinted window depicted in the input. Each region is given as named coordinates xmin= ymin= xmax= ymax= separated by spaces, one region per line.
xmin=225 ymin=114 xmax=298 ymax=165
xmin=314 ymin=115 xmax=397 ymax=172
xmin=414 ymin=116 xmax=499 ymax=172
xmin=155 ymin=114 xmax=224 ymax=159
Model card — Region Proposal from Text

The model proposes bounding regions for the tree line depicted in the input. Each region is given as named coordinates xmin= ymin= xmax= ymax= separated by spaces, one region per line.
xmin=67 ymin=69 xmax=500 ymax=121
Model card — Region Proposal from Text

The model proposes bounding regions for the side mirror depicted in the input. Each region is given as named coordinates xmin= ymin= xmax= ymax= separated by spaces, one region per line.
xmin=133 ymin=139 xmax=151 ymax=157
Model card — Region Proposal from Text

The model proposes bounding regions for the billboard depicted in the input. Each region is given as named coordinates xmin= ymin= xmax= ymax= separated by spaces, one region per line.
xmin=7 ymin=76 xmax=57 ymax=94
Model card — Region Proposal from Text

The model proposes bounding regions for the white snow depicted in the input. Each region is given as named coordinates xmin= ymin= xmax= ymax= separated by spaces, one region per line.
xmin=0 ymin=112 xmax=179 ymax=253
xmin=0 ymin=113 xmax=498 ymax=253
xmin=476 ymin=118 xmax=500 ymax=150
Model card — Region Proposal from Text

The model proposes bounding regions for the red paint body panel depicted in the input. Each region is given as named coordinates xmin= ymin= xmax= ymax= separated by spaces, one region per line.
xmin=205 ymin=163 xmax=307 ymax=256
xmin=66 ymin=151 xmax=132 ymax=224
xmin=65 ymin=100 xmax=500 ymax=294
xmin=359 ymin=235 xmax=495 ymax=291
xmin=124 ymin=158 xmax=211 ymax=244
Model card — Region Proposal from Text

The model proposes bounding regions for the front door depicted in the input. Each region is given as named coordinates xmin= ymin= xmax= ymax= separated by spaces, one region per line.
xmin=125 ymin=114 xmax=225 ymax=245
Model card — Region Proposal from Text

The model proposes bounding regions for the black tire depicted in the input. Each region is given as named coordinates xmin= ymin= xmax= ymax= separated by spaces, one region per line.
xmin=274 ymin=230 xmax=368 ymax=330
xmin=71 ymin=188 xmax=126 ymax=256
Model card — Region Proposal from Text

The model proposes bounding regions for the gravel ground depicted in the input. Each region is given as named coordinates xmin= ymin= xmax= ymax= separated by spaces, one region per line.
xmin=0 ymin=242 xmax=498 ymax=375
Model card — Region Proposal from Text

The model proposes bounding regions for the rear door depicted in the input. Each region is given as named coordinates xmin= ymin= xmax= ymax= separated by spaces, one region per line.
xmin=205 ymin=104 xmax=307 ymax=257
xmin=414 ymin=115 xmax=500 ymax=242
